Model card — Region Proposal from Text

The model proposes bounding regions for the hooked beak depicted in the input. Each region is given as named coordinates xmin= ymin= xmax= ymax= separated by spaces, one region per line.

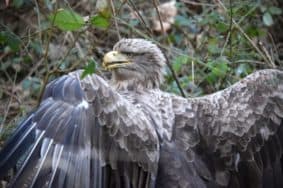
xmin=102 ymin=51 xmax=132 ymax=70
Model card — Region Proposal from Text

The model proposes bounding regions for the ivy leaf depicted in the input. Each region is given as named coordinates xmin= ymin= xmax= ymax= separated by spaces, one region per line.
xmin=175 ymin=15 xmax=191 ymax=27
xmin=81 ymin=59 xmax=97 ymax=79
xmin=207 ymin=38 xmax=221 ymax=54
xmin=235 ymin=63 xmax=251 ymax=77
xmin=22 ymin=77 xmax=41 ymax=94
xmin=49 ymin=9 xmax=85 ymax=31
xmin=263 ymin=12 xmax=274 ymax=26
xmin=269 ymin=6 xmax=282 ymax=15
xmin=90 ymin=14 xmax=110 ymax=29
xmin=0 ymin=31 xmax=21 ymax=52
xmin=215 ymin=22 xmax=229 ymax=33
xmin=172 ymin=55 xmax=189 ymax=73
xmin=206 ymin=58 xmax=229 ymax=84
xmin=12 ymin=0 xmax=24 ymax=8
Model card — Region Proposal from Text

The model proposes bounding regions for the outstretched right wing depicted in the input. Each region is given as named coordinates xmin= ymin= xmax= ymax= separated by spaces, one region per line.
xmin=171 ymin=69 xmax=283 ymax=188
xmin=0 ymin=70 xmax=159 ymax=188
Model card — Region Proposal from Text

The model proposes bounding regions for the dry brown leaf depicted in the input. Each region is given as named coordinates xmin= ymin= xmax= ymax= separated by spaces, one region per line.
xmin=5 ymin=0 xmax=9 ymax=7
xmin=153 ymin=1 xmax=177 ymax=33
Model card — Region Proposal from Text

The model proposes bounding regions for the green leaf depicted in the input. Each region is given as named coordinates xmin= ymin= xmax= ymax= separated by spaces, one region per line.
xmin=44 ymin=0 xmax=53 ymax=11
xmin=207 ymin=38 xmax=221 ymax=54
xmin=206 ymin=58 xmax=229 ymax=84
xmin=22 ymin=77 xmax=41 ymax=93
xmin=260 ymin=5 xmax=267 ymax=12
xmin=215 ymin=22 xmax=229 ymax=33
xmin=235 ymin=63 xmax=251 ymax=77
xmin=23 ymin=55 xmax=32 ymax=64
xmin=90 ymin=15 xmax=110 ymax=29
xmin=246 ymin=26 xmax=267 ymax=37
xmin=22 ymin=78 xmax=31 ymax=90
xmin=30 ymin=41 xmax=43 ymax=55
xmin=12 ymin=0 xmax=24 ymax=8
xmin=0 ymin=31 xmax=21 ymax=52
xmin=49 ymin=9 xmax=85 ymax=31
xmin=175 ymin=15 xmax=191 ymax=26
xmin=81 ymin=59 xmax=96 ymax=79
xmin=211 ymin=62 xmax=228 ymax=77
xmin=172 ymin=55 xmax=189 ymax=73
xmin=129 ymin=19 xmax=139 ymax=27
xmin=263 ymin=12 xmax=274 ymax=26
xmin=269 ymin=6 xmax=282 ymax=15
xmin=31 ymin=77 xmax=41 ymax=93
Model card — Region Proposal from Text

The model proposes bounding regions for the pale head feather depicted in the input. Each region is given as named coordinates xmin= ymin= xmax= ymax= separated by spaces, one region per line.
xmin=111 ymin=38 xmax=166 ymax=91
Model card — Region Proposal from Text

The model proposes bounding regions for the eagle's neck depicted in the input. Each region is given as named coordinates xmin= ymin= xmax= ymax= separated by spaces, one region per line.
xmin=111 ymin=78 xmax=160 ymax=91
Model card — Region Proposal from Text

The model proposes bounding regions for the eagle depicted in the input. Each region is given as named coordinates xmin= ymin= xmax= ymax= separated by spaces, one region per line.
xmin=0 ymin=38 xmax=283 ymax=188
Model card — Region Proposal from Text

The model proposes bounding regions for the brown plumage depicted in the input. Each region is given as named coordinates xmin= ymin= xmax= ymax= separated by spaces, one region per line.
xmin=0 ymin=38 xmax=283 ymax=188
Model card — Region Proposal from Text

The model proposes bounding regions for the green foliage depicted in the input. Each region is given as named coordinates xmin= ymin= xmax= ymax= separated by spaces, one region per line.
xmin=260 ymin=5 xmax=282 ymax=26
xmin=268 ymin=6 xmax=282 ymax=15
xmin=12 ymin=0 xmax=24 ymax=8
xmin=0 ymin=31 xmax=21 ymax=52
xmin=235 ymin=63 xmax=252 ymax=77
xmin=90 ymin=15 xmax=110 ymax=29
xmin=49 ymin=9 xmax=85 ymax=31
xmin=206 ymin=57 xmax=230 ymax=84
xmin=81 ymin=59 xmax=97 ymax=79
xmin=172 ymin=55 xmax=190 ymax=73
xmin=263 ymin=12 xmax=274 ymax=26
xmin=22 ymin=77 xmax=42 ymax=96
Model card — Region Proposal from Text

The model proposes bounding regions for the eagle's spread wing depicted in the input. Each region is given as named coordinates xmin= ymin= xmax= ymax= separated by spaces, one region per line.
xmin=3 ymin=37 xmax=283 ymax=188
xmin=0 ymin=70 xmax=159 ymax=188
xmin=171 ymin=69 xmax=283 ymax=188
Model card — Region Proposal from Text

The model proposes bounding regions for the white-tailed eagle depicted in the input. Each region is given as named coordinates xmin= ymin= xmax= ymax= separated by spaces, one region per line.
xmin=0 ymin=38 xmax=283 ymax=188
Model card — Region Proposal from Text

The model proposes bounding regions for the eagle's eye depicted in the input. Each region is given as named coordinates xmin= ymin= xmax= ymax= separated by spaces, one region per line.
xmin=121 ymin=52 xmax=133 ymax=57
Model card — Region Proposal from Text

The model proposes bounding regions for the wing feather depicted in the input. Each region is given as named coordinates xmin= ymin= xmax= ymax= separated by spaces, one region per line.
xmin=171 ymin=69 xmax=283 ymax=187
xmin=0 ymin=70 xmax=159 ymax=188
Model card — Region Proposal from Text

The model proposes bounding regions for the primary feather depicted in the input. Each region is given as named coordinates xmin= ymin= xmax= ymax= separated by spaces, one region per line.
xmin=1 ymin=38 xmax=283 ymax=188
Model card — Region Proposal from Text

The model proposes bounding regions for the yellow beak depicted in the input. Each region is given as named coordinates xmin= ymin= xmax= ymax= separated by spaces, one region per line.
xmin=102 ymin=51 xmax=131 ymax=70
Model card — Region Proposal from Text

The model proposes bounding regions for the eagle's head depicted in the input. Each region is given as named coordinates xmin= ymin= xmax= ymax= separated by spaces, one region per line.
xmin=103 ymin=38 xmax=166 ymax=90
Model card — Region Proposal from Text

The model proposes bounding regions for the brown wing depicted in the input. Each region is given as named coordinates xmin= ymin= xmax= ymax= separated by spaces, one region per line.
xmin=0 ymin=70 xmax=159 ymax=188
xmin=170 ymin=69 xmax=283 ymax=188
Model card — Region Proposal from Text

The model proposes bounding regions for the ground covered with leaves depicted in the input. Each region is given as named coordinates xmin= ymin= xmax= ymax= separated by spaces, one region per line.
xmin=0 ymin=0 xmax=283 ymax=145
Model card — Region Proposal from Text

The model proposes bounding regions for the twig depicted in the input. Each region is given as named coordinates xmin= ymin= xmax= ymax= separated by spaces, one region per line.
xmin=228 ymin=0 xmax=232 ymax=59
xmin=234 ymin=59 xmax=266 ymax=65
xmin=33 ymin=0 xmax=43 ymax=44
xmin=117 ymin=0 xmax=128 ymax=15
xmin=164 ymin=53 xmax=186 ymax=97
xmin=0 ymin=73 xmax=17 ymax=134
xmin=221 ymin=3 xmax=258 ymax=57
xmin=275 ymin=43 xmax=283 ymax=65
xmin=192 ymin=60 xmax=195 ymax=85
xmin=216 ymin=0 xmax=273 ymax=66
xmin=152 ymin=0 xmax=185 ymax=97
xmin=220 ymin=32 xmax=230 ymax=56
xmin=37 ymin=4 xmax=59 ymax=106
xmin=110 ymin=0 xmax=121 ymax=39
xmin=258 ymin=41 xmax=276 ymax=68
xmin=0 ymin=88 xmax=21 ymax=104
xmin=181 ymin=0 xmax=217 ymax=7
xmin=152 ymin=0 xmax=165 ymax=35
xmin=127 ymin=0 xmax=153 ymax=37
xmin=50 ymin=30 xmax=89 ymax=75
xmin=267 ymin=32 xmax=277 ymax=63
xmin=117 ymin=17 xmax=210 ymax=68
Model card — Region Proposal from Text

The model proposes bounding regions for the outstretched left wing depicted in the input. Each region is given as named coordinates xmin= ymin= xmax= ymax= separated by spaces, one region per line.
xmin=0 ymin=71 xmax=159 ymax=188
